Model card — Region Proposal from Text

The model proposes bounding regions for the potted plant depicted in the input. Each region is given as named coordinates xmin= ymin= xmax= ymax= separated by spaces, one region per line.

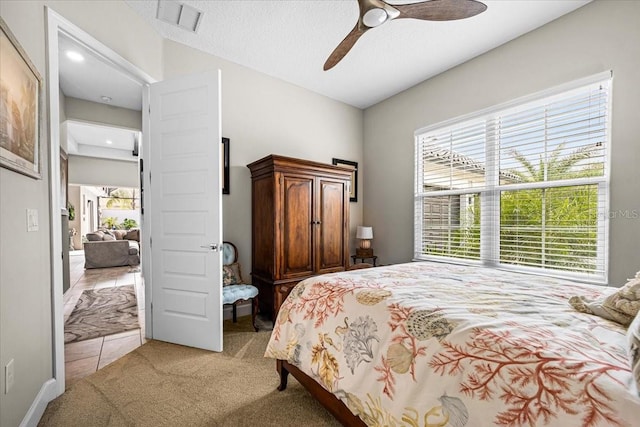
xmin=102 ymin=217 xmax=118 ymax=229
xmin=67 ymin=202 xmax=75 ymax=221
xmin=121 ymin=218 xmax=138 ymax=230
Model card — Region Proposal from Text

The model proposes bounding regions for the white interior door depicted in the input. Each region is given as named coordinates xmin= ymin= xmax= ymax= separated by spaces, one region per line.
xmin=149 ymin=71 xmax=222 ymax=351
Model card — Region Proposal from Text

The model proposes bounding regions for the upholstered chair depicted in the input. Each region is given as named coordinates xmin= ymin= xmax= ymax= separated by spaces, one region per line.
xmin=222 ymin=242 xmax=259 ymax=331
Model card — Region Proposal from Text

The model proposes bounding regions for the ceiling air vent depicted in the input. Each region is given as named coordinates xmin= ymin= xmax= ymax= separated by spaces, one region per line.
xmin=156 ymin=1 xmax=203 ymax=33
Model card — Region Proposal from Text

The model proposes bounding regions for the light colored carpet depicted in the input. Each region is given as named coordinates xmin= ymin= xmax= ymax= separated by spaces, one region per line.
xmin=64 ymin=285 xmax=139 ymax=343
xmin=40 ymin=317 xmax=341 ymax=426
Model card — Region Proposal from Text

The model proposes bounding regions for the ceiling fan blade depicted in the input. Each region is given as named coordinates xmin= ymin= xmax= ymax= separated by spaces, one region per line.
xmin=324 ymin=24 xmax=368 ymax=71
xmin=396 ymin=0 xmax=487 ymax=21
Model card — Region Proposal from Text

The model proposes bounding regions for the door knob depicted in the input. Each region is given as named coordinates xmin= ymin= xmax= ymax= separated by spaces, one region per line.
xmin=200 ymin=243 xmax=220 ymax=251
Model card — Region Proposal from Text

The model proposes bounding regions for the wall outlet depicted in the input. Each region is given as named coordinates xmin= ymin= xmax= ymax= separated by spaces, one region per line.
xmin=5 ymin=359 xmax=14 ymax=394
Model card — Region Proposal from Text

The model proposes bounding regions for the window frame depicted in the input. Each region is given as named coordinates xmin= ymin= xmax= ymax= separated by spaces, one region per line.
xmin=414 ymin=71 xmax=612 ymax=284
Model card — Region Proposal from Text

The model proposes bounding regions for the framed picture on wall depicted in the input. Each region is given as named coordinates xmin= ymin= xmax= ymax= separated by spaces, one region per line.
xmin=0 ymin=17 xmax=42 ymax=179
xmin=222 ymin=137 xmax=230 ymax=194
xmin=332 ymin=158 xmax=358 ymax=202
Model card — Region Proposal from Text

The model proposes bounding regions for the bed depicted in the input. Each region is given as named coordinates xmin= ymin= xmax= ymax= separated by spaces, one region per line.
xmin=265 ymin=261 xmax=640 ymax=427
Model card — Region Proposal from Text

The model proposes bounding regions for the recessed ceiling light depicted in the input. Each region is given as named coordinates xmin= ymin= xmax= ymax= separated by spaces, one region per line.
xmin=100 ymin=96 xmax=112 ymax=103
xmin=65 ymin=50 xmax=85 ymax=62
xmin=106 ymin=140 xmax=113 ymax=145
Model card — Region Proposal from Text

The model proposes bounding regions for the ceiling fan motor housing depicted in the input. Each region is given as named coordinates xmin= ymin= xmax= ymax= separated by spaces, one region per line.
xmin=359 ymin=0 xmax=400 ymax=29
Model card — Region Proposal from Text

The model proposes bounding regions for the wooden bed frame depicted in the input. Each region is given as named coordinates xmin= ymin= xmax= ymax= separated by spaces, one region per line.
xmin=273 ymin=263 xmax=379 ymax=425
xmin=277 ymin=360 xmax=366 ymax=427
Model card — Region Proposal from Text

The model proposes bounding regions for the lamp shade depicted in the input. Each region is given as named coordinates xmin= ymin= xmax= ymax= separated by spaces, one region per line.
xmin=356 ymin=226 xmax=373 ymax=240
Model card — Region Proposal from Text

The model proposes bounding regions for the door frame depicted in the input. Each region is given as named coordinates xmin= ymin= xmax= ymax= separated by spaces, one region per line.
xmin=45 ymin=7 xmax=155 ymax=396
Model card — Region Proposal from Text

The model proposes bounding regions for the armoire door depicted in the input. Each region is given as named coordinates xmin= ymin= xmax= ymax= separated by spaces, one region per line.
xmin=281 ymin=174 xmax=314 ymax=278
xmin=316 ymin=177 xmax=348 ymax=274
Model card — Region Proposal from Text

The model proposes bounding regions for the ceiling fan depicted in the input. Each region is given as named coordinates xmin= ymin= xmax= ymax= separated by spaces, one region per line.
xmin=324 ymin=0 xmax=488 ymax=70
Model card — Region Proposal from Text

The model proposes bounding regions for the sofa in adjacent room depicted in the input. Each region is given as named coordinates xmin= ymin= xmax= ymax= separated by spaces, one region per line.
xmin=83 ymin=229 xmax=140 ymax=269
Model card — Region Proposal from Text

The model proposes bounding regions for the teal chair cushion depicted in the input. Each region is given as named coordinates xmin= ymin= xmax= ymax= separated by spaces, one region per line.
xmin=223 ymin=284 xmax=259 ymax=305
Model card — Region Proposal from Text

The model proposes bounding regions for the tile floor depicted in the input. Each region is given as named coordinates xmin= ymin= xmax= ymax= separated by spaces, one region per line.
xmin=63 ymin=251 xmax=145 ymax=388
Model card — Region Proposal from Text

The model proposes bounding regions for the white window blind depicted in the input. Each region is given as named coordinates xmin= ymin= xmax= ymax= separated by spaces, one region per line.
xmin=414 ymin=73 xmax=611 ymax=282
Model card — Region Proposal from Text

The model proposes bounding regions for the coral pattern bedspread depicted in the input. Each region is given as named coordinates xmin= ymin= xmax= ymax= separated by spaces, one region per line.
xmin=265 ymin=262 xmax=640 ymax=427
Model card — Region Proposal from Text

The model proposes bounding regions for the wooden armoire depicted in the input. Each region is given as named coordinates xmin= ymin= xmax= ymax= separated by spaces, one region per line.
xmin=247 ymin=155 xmax=351 ymax=319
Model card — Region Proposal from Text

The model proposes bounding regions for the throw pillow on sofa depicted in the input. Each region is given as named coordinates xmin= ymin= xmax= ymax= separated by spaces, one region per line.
xmin=113 ymin=230 xmax=127 ymax=240
xmin=86 ymin=231 xmax=104 ymax=241
xmin=125 ymin=229 xmax=140 ymax=241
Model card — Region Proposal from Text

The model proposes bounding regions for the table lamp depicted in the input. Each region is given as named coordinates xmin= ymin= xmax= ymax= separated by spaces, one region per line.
xmin=356 ymin=226 xmax=373 ymax=258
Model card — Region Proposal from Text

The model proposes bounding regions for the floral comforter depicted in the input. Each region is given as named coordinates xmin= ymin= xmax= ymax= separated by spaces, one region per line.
xmin=264 ymin=262 xmax=640 ymax=427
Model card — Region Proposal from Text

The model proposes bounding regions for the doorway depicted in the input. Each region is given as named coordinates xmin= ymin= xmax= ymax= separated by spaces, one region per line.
xmin=46 ymin=7 xmax=155 ymax=395
xmin=47 ymin=6 xmax=224 ymax=398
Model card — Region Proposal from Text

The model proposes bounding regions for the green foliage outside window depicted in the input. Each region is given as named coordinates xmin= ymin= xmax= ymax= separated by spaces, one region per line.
xmin=102 ymin=217 xmax=118 ymax=229
xmin=104 ymin=188 xmax=137 ymax=209
xmin=424 ymin=144 xmax=602 ymax=272
xmin=101 ymin=217 xmax=138 ymax=230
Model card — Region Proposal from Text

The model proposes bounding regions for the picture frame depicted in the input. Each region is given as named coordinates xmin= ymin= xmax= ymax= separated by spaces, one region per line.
xmin=60 ymin=149 xmax=68 ymax=209
xmin=332 ymin=158 xmax=358 ymax=202
xmin=221 ymin=137 xmax=230 ymax=194
xmin=0 ymin=17 xmax=42 ymax=179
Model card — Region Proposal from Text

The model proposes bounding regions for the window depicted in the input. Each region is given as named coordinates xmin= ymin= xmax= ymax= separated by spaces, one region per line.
xmin=414 ymin=72 xmax=611 ymax=282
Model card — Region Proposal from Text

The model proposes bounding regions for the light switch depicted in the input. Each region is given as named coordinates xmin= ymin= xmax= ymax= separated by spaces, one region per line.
xmin=27 ymin=208 xmax=38 ymax=232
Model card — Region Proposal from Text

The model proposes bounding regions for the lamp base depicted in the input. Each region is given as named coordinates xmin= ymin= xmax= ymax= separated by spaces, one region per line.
xmin=356 ymin=248 xmax=373 ymax=258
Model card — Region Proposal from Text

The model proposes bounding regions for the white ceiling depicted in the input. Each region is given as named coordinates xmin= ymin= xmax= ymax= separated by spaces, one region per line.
xmin=59 ymin=33 xmax=141 ymax=161
xmin=56 ymin=0 xmax=592 ymax=163
xmin=59 ymin=32 xmax=143 ymax=111
xmin=125 ymin=0 xmax=591 ymax=109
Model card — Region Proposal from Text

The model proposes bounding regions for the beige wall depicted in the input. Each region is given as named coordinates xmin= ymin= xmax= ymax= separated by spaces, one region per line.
xmin=363 ymin=0 xmax=640 ymax=286
xmin=65 ymin=97 xmax=142 ymax=130
xmin=68 ymin=156 xmax=138 ymax=188
xmin=162 ymin=40 xmax=364 ymax=272
xmin=0 ymin=1 xmax=162 ymax=425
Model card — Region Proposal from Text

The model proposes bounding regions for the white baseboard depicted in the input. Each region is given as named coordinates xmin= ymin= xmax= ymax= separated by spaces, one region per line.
xmin=223 ymin=301 xmax=251 ymax=320
xmin=20 ymin=378 xmax=58 ymax=427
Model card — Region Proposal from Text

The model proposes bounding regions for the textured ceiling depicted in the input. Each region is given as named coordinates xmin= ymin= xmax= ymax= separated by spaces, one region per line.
xmin=125 ymin=0 xmax=591 ymax=109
